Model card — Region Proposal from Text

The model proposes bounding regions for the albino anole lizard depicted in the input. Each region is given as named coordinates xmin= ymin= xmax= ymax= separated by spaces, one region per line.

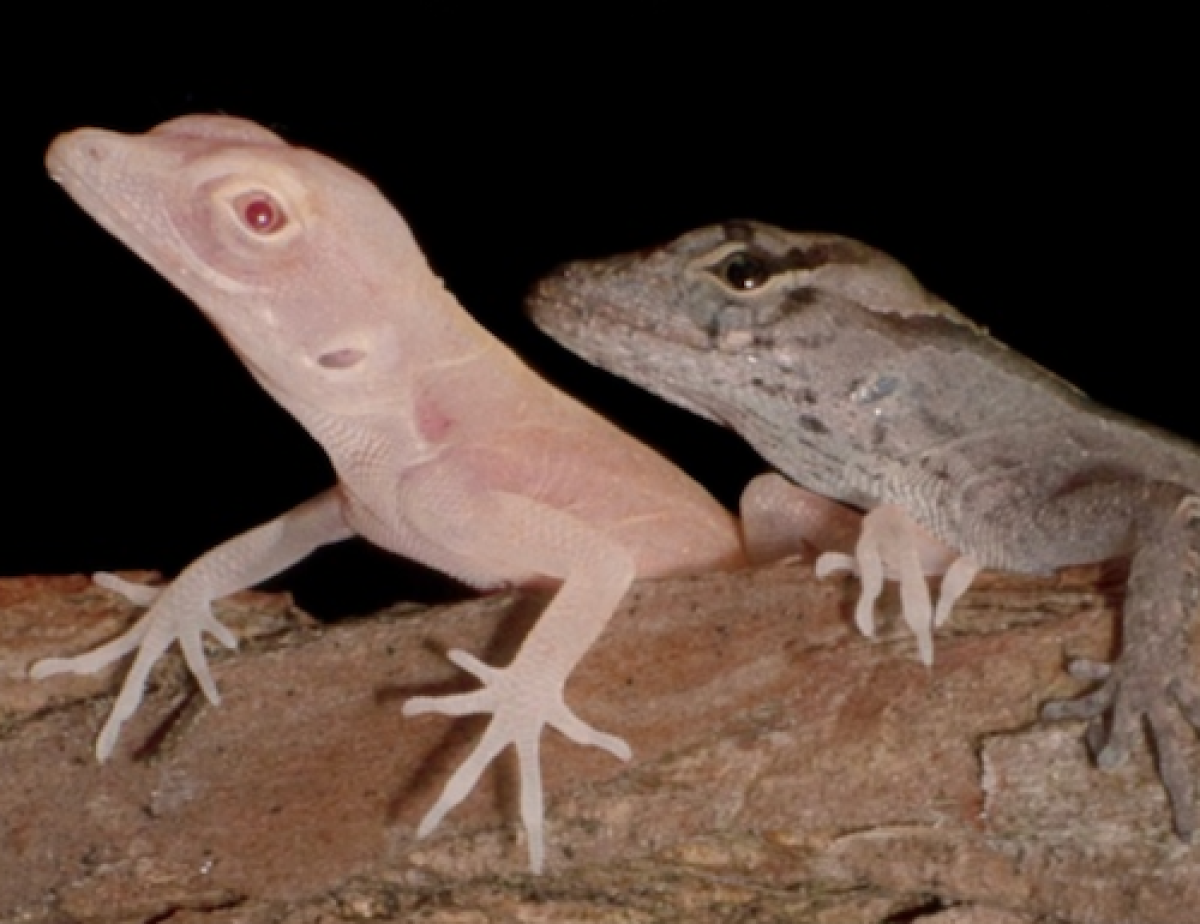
xmin=33 ymin=116 xmax=744 ymax=872
xmin=528 ymin=220 xmax=1200 ymax=841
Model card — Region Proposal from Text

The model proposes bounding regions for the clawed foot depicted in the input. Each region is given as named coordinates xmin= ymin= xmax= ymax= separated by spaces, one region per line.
xmin=29 ymin=572 xmax=236 ymax=760
xmin=1043 ymin=656 xmax=1200 ymax=841
xmin=403 ymin=649 xmax=631 ymax=872
xmin=816 ymin=505 xmax=977 ymax=664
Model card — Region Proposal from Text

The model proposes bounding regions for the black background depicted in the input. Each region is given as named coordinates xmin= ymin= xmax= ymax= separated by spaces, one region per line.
xmin=9 ymin=31 xmax=1193 ymax=619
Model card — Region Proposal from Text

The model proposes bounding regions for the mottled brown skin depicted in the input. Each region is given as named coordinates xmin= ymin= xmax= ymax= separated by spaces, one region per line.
xmin=528 ymin=220 xmax=1200 ymax=841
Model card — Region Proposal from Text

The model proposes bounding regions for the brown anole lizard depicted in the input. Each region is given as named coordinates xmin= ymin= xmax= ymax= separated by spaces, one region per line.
xmin=528 ymin=219 xmax=1200 ymax=841
xmin=32 ymin=116 xmax=745 ymax=872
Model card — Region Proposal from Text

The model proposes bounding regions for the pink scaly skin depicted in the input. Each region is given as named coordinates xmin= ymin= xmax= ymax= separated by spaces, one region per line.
xmin=33 ymin=116 xmax=744 ymax=873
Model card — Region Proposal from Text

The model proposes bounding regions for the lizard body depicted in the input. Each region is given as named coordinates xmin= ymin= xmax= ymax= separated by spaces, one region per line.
xmin=528 ymin=220 xmax=1200 ymax=840
xmin=33 ymin=116 xmax=743 ymax=872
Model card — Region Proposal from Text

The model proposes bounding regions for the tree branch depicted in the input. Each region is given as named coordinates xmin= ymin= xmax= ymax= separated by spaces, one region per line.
xmin=2 ymin=562 xmax=1196 ymax=923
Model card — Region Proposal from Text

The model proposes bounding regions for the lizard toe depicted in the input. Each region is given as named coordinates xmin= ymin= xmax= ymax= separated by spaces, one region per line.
xmin=1066 ymin=658 xmax=1113 ymax=682
xmin=1145 ymin=702 xmax=1198 ymax=841
xmin=403 ymin=686 xmax=498 ymax=719
xmin=94 ymin=571 xmax=163 ymax=607
xmin=1172 ymin=678 xmax=1200 ymax=730
xmin=1041 ymin=672 xmax=1116 ymax=723
xmin=1094 ymin=693 xmax=1138 ymax=770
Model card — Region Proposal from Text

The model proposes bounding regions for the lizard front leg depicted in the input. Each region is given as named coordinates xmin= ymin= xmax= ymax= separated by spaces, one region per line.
xmin=1042 ymin=488 xmax=1200 ymax=840
xmin=30 ymin=489 xmax=354 ymax=759
xmin=395 ymin=463 xmax=635 ymax=873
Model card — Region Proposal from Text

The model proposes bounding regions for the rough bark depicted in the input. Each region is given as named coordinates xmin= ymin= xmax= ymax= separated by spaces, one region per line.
xmin=2 ymin=561 xmax=1197 ymax=923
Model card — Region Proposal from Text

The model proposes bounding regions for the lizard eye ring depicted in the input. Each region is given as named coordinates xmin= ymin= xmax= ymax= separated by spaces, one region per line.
xmin=711 ymin=251 xmax=770 ymax=291
xmin=234 ymin=191 xmax=289 ymax=235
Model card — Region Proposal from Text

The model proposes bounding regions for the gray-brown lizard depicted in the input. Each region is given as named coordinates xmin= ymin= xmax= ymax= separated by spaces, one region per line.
xmin=32 ymin=116 xmax=745 ymax=872
xmin=527 ymin=219 xmax=1200 ymax=841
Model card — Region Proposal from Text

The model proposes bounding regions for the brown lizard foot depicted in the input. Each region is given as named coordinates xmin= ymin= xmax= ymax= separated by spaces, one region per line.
xmin=1042 ymin=492 xmax=1200 ymax=842
xmin=1043 ymin=659 xmax=1200 ymax=841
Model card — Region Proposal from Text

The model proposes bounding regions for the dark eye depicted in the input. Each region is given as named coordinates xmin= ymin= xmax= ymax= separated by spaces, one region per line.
xmin=235 ymin=192 xmax=288 ymax=234
xmin=713 ymin=251 xmax=770 ymax=291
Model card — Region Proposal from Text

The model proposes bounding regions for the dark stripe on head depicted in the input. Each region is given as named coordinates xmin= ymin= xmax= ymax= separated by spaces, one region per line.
xmin=781 ymin=288 xmax=822 ymax=311
xmin=779 ymin=240 xmax=866 ymax=272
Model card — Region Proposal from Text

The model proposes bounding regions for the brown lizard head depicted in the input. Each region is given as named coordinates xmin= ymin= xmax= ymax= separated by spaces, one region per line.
xmin=526 ymin=220 xmax=976 ymax=425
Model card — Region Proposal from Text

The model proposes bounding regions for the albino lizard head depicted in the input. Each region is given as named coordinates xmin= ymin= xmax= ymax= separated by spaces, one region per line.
xmin=46 ymin=115 xmax=463 ymax=416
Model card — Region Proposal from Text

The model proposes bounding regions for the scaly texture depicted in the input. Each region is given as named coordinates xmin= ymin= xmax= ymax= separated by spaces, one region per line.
xmin=528 ymin=219 xmax=1200 ymax=841
xmin=31 ymin=116 xmax=743 ymax=872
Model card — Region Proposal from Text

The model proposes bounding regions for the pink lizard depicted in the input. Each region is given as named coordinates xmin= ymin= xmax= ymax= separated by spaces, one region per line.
xmin=33 ymin=115 xmax=744 ymax=872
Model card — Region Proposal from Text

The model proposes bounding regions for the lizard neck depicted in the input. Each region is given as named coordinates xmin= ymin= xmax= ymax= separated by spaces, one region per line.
xmin=241 ymin=269 xmax=535 ymax=459
xmin=260 ymin=290 xmax=543 ymax=489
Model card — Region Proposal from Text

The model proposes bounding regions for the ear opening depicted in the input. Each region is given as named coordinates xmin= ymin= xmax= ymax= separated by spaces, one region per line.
xmin=317 ymin=347 xmax=368 ymax=370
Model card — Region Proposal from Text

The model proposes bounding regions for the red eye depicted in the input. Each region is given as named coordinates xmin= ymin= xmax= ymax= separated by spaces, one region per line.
xmin=236 ymin=193 xmax=288 ymax=234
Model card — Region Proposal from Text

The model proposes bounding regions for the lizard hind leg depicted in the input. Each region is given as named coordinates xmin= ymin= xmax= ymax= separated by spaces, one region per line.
xmin=398 ymin=487 xmax=637 ymax=873
xmin=739 ymin=472 xmax=862 ymax=565
xmin=1042 ymin=491 xmax=1200 ymax=842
